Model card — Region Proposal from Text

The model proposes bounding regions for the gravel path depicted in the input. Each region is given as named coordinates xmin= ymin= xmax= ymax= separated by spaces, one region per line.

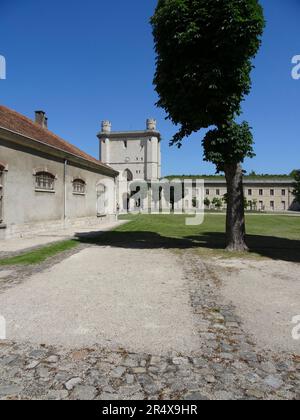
xmin=0 ymin=248 xmax=299 ymax=400
xmin=0 ymin=247 xmax=200 ymax=354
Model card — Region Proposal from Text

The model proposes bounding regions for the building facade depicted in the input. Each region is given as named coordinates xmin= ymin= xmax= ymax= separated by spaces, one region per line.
xmin=0 ymin=107 xmax=298 ymax=242
xmin=0 ymin=106 xmax=118 ymax=240
xmin=99 ymin=120 xmax=297 ymax=213
xmin=98 ymin=118 xmax=161 ymax=183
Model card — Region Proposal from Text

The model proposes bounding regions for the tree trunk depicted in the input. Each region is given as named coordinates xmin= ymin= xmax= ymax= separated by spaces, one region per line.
xmin=224 ymin=163 xmax=248 ymax=252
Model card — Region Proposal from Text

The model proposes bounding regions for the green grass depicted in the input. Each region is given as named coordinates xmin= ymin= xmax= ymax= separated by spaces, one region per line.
xmin=117 ymin=213 xmax=300 ymax=240
xmin=113 ymin=214 xmax=300 ymax=262
xmin=1 ymin=214 xmax=299 ymax=266
xmin=0 ymin=240 xmax=79 ymax=266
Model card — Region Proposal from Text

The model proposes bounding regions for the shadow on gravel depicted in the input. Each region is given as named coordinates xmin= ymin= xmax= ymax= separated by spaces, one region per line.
xmin=75 ymin=230 xmax=300 ymax=264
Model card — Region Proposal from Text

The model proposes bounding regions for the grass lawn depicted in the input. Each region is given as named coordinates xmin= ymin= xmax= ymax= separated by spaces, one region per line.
xmin=102 ymin=213 xmax=300 ymax=262
xmin=0 ymin=240 xmax=78 ymax=266
xmin=0 ymin=214 xmax=299 ymax=266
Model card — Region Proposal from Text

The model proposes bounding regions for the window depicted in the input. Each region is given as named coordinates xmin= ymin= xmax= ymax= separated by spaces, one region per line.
xmin=73 ymin=179 xmax=86 ymax=194
xmin=282 ymin=189 xmax=286 ymax=196
xmin=259 ymin=201 xmax=264 ymax=211
xmin=259 ymin=189 xmax=263 ymax=196
xmin=282 ymin=201 xmax=286 ymax=211
xmin=270 ymin=201 xmax=275 ymax=210
xmin=35 ymin=172 xmax=55 ymax=191
xmin=216 ymin=189 xmax=220 ymax=196
xmin=270 ymin=189 xmax=274 ymax=196
xmin=206 ymin=189 xmax=210 ymax=195
xmin=123 ymin=140 xmax=128 ymax=149
xmin=124 ymin=169 xmax=133 ymax=182
xmin=248 ymin=189 xmax=252 ymax=196
xmin=0 ymin=167 xmax=4 ymax=223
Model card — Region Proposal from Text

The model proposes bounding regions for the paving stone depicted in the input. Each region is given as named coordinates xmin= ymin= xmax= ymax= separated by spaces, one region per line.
xmin=0 ymin=384 xmax=22 ymax=397
xmin=184 ymin=391 xmax=209 ymax=400
xmin=125 ymin=374 xmax=135 ymax=385
xmin=65 ymin=377 xmax=82 ymax=391
xmin=132 ymin=367 xmax=147 ymax=374
xmin=264 ymin=375 xmax=284 ymax=390
xmin=46 ymin=390 xmax=69 ymax=400
xmin=45 ymin=355 xmax=59 ymax=364
xmin=0 ymin=355 xmax=19 ymax=366
xmin=111 ymin=366 xmax=126 ymax=378
xmin=72 ymin=385 xmax=97 ymax=400
xmin=26 ymin=360 xmax=40 ymax=370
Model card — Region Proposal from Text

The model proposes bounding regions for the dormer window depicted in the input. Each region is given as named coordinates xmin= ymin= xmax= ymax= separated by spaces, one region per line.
xmin=35 ymin=171 xmax=55 ymax=191
xmin=73 ymin=179 xmax=86 ymax=195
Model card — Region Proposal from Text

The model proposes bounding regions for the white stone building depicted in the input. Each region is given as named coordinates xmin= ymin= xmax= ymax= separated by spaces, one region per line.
xmin=98 ymin=119 xmax=297 ymax=214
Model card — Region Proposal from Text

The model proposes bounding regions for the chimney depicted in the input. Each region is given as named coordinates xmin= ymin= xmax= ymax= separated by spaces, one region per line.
xmin=35 ymin=111 xmax=48 ymax=129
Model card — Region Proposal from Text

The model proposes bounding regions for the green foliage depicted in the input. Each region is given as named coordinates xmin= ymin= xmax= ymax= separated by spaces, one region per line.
xmin=151 ymin=0 xmax=265 ymax=145
xmin=204 ymin=197 xmax=211 ymax=207
xmin=202 ymin=121 xmax=255 ymax=172
xmin=212 ymin=197 xmax=223 ymax=209
xmin=292 ymin=170 xmax=300 ymax=202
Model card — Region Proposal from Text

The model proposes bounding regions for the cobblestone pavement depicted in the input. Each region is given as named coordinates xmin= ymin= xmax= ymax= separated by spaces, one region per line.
xmin=0 ymin=249 xmax=299 ymax=400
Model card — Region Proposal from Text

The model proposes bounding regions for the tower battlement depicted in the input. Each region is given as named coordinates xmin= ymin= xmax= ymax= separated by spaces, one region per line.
xmin=98 ymin=119 xmax=161 ymax=182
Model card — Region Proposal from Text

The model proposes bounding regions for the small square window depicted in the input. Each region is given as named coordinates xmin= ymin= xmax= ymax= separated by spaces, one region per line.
xmin=73 ymin=179 xmax=86 ymax=194
xmin=35 ymin=172 xmax=55 ymax=191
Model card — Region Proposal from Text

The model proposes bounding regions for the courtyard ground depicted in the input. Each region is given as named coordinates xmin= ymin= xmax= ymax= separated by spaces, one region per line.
xmin=0 ymin=214 xmax=299 ymax=400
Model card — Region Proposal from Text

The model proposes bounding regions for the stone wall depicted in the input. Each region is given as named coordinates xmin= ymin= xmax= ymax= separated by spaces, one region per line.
xmin=0 ymin=138 xmax=116 ymax=240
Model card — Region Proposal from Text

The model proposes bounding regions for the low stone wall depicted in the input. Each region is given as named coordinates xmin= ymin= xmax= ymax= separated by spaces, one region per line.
xmin=0 ymin=214 xmax=117 ymax=241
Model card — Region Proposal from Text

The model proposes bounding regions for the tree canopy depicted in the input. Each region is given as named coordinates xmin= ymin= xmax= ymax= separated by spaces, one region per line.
xmin=202 ymin=121 xmax=255 ymax=172
xmin=151 ymin=0 xmax=265 ymax=145
xmin=292 ymin=170 xmax=300 ymax=203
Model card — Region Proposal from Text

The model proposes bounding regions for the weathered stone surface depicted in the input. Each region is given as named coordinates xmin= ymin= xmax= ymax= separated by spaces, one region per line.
xmin=0 ymin=384 xmax=21 ymax=397
xmin=264 ymin=375 xmax=283 ymax=390
xmin=184 ymin=391 xmax=209 ymax=400
xmin=72 ymin=385 xmax=97 ymax=400
xmin=65 ymin=377 xmax=82 ymax=391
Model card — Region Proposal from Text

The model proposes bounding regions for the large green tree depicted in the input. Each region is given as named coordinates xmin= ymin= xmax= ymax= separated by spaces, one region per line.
xmin=151 ymin=0 xmax=265 ymax=250
xmin=291 ymin=170 xmax=300 ymax=204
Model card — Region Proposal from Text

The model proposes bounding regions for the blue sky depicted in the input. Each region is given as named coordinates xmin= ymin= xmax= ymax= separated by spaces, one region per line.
xmin=0 ymin=0 xmax=299 ymax=176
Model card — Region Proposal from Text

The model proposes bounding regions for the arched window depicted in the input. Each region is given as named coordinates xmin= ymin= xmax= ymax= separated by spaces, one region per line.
xmin=35 ymin=171 xmax=55 ymax=191
xmin=123 ymin=169 xmax=133 ymax=182
xmin=73 ymin=179 xmax=86 ymax=194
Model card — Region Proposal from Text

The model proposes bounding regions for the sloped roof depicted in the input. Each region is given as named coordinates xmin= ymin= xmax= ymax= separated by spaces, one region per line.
xmin=0 ymin=105 xmax=114 ymax=172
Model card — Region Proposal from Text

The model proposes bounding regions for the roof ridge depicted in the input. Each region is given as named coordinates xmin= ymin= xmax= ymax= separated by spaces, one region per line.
xmin=0 ymin=105 xmax=113 ymax=171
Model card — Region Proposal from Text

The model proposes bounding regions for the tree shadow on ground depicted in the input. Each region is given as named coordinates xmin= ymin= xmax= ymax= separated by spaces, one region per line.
xmin=75 ymin=230 xmax=300 ymax=264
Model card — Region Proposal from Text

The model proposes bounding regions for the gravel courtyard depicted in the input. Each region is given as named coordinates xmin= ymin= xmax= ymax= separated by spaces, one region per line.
xmin=0 ymin=242 xmax=299 ymax=400
xmin=0 ymin=247 xmax=200 ymax=354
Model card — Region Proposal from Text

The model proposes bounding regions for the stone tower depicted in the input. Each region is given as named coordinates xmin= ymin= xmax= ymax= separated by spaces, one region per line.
xmin=98 ymin=119 xmax=161 ymax=182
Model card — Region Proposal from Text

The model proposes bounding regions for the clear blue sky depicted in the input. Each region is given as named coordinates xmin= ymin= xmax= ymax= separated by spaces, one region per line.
xmin=0 ymin=0 xmax=299 ymax=176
